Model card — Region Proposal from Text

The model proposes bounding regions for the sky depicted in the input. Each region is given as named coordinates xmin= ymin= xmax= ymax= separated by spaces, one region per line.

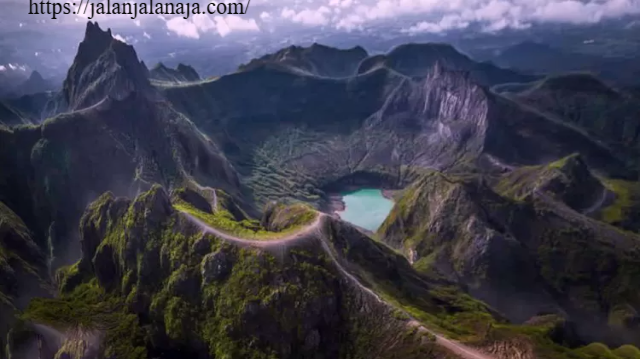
xmin=0 ymin=0 xmax=639 ymax=78
xmin=2 ymin=0 xmax=640 ymax=40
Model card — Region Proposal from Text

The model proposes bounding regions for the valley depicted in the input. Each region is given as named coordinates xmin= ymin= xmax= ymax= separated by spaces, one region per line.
xmin=1 ymin=20 xmax=640 ymax=359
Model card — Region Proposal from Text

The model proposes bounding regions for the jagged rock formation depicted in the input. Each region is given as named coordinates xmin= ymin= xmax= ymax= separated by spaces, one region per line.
xmin=149 ymin=63 xmax=200 ymax=83
xmin=0 ymin=22 xmax=241 ymax=319
xmin=238 ymin=43 xmax=368 ymax=78
xmin=380 ymin=154 xmax=640 ymax=347
xmin=356 ymin=43 xmax=538 ymax=86
xmin=63 ymin=22 xmax=153 ymax=111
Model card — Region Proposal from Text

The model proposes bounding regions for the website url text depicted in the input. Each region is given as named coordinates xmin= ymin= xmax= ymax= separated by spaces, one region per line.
xmin=29 ymin=0 xmax=251 ymax=20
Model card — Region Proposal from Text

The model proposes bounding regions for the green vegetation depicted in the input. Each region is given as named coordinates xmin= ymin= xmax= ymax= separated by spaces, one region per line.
xmin=23 ymin=280 xmax=147 ymax=359
xmin=598 ymin=179 xmax=640 ymax=232
xmin=20 ymin=186 xmax=441 ymax=358
xmin=613 ymin=345 xmax=640 ymax=359
xmin=174 ymin=196 xmax=316 ymax=240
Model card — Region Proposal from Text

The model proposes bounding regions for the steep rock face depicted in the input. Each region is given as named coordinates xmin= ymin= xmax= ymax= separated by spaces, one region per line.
xmin=380 ymin=160 xmax=640 ymax=346
xmin=0 ymin=202 xmax=47 ymax=355
xmin=356 ymin=43 xmax=537 ymax=86
xmin=239 ymin=43 xmax=368 ymax=78
xmin=149 ymin=63 xmax=200 ymax=83
xmin=63 ymin=22 xmax=152 ymax=111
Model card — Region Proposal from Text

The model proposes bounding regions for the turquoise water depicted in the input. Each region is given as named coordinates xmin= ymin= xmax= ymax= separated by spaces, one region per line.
xmin=337 ymin=189 xmax=394 ymax=231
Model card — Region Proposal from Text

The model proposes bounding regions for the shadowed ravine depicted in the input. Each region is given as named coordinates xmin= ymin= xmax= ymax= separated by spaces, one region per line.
xmin=179 ymin=210 xmax=495 ymax=359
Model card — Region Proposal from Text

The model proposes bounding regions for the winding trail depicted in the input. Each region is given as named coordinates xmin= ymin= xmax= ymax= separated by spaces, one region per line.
xmin=179 ymin=210 xmax=495 ymax=359
xmin=583 ymin=187 xmax=609 ymax=215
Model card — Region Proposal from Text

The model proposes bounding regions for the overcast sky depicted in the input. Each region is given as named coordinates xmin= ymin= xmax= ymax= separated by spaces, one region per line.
xmin=3 ymin=0 xmax=640 ymax=40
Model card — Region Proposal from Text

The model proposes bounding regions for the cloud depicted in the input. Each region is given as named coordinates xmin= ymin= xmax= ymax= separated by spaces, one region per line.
xmin=330 ymin=0 xmax=640 ymax=32
xmin=402 ymin=15 xmax=470 ymax=34
xmin=260 ymin=11 xmax=272 ymax=21
xmin=113 ymin=33 xmax=127 ymax=42
xmin=329 ymin=0 xmax=353 ymax=8
xmin=213 ymin=15 xmax=260 ymax=36
xmin=5 ymin=63 xmax=27 ymax=71
xmin=0 ymin=65 xmax=5 ymax=71
xmin=281 ymin=6 xmax=332 ymax=25
xmin=166 ymin=17 xmax=200 ymax=38
xmin=165 ymin=13 xmax=259 ymax=38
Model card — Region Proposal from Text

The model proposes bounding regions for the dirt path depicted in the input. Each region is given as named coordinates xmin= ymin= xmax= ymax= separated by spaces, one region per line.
xmin=583 ymin=187 xmax=609 ymax=215
xmin=179 ymin=210 xmax=494 ymax=359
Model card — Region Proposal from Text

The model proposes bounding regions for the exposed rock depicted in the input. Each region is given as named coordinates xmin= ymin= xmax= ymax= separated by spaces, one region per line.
xmin=63 ymin=21 xmax=153 ymax=110
xmin=380 ymin=164 xmax=640 ymax=346
xmin=201 ymin=250 xmax=232 ymax=284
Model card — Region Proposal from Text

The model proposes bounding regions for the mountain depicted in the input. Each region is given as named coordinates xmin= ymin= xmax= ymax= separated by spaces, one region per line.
xmin=12 ymin=71 xmax=57 ymax=96
xmin=148 ymin=62 xmax=200 ymax=83
xmin=505 ymin=74 xmax=640 ymax=169
xmin=356 ymin=43 xmax=539 ymax=87
xmin=63 ymin=21 xmax=153 ymax=111
xmin=15 ymin=185 xmax=499 ymax=359
xmin=2 ymin=21 xmax=640 ymax=359
xmin=238 ymin=43 xmax=368 ymax=78
xmin=486 ymin=41 xmax=640 ymax=86
xmin=163 ymin=58 xmax=631 ymax=211
xmin=380 ymin=154 xmax=640 ymax=346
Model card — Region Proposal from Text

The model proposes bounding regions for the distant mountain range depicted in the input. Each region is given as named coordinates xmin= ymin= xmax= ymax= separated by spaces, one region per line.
xmin=1 ymin=21 xmax=640 ymax=359
xmin=480 ymin=41 xmax=640 ymax=86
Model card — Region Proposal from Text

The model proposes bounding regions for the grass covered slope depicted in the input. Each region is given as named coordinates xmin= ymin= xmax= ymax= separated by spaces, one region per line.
xmin=20 ymin=185 xmax=640 ymax=359
xmin=21 ymin=186 xmax=452 ymax=359
xmin=380 ymin=155 xmax=640 ymax=348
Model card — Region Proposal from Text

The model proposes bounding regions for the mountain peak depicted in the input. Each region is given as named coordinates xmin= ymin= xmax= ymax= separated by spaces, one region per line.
xmin=28 ymin=70 xmax=44 ymax=82
xmin=63 ymin=21 xmax=152 ymax=110
xmin=83 ymin=21 xmax=113 ymax=47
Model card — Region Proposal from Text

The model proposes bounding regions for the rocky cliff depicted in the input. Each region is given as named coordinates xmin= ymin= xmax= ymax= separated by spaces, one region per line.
xmin=380 ymin=155 xmax=640 ymax=346
xmin=63 ymin=21 xmax=153 ymax=111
